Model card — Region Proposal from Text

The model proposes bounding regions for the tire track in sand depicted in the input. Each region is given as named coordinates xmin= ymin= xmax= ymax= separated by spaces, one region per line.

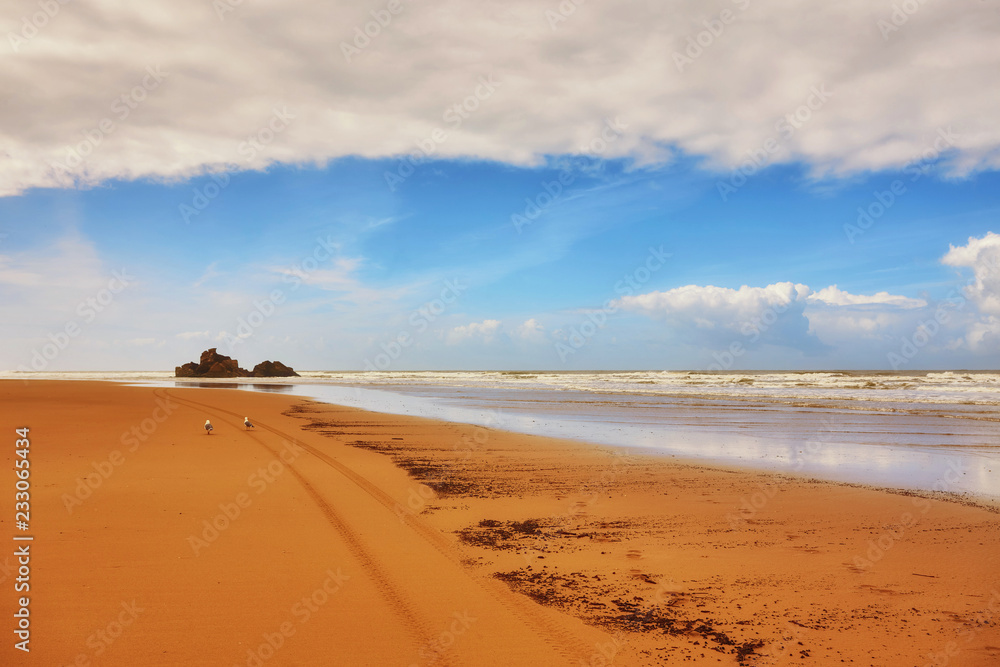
xmin=164 ymin=389 xmax=594 ymax=664
xmin=162 ymin=390 xmax=447 ymax=664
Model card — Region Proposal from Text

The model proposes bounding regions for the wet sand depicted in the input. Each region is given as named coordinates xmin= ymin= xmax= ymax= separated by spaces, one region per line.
xmin=1 ymin=380 xmax=998 ymax=665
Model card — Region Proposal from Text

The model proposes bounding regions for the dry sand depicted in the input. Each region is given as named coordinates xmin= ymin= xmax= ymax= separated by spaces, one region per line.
xmin=1 ymin=380 xmax=998 ymax=666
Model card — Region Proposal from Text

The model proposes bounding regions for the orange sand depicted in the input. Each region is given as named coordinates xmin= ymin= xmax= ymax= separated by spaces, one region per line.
xmin=0 ymin=381 xmax=997 ymax=666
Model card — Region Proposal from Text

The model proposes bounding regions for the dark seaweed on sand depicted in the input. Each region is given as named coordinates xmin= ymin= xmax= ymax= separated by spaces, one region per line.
xmin=457 ymin=519 xmax=545 ymax=550
xmin=494 ymin=569 xmax=763 ymax=664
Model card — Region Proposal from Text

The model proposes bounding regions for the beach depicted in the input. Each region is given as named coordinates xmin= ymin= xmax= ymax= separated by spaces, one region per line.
xmin=2 ymin=380 xmax=999 ymax=666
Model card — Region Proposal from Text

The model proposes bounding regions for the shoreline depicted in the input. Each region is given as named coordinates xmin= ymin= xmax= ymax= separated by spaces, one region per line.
xmin=2 ymin=380 xmax=999 ymax=665
xmin=4 ymin=375 xmax=998 ymax=510
xmin=9 ymin=371 xmax=1000 ymax=506
xmin=24 ymin=374 xmax=1000 ymax=504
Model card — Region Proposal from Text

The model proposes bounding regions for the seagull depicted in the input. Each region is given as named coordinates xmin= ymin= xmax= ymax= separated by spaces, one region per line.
xmin=205 ymin=419 xmax=213 ymax=435
xmin=244 ymin=417 xmax=254 ymax=430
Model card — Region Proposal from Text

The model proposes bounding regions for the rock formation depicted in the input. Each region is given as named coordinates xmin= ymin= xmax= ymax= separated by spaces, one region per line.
xmin=251 ymin=360 xmax=300 ymax=377
xmin=174 ymin=349 xmax=299 ymax=378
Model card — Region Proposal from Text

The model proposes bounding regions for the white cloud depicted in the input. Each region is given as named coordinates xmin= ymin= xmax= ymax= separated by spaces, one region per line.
xmin=963 ymin=316 xmax=1000 ymax=351
xmin=939 ymin=232 xmax=1000 ymax=351
xmin=0 ymin=258 xmax=43 ymax=287
xmin=616 ymin=282 xmax=812 ymax=328
xmin=615 ymin=281 xmax=823 ymax=352
xmin=123 ymin=337 xmax=159 ymax=346
xmin=802 ymin=286 xmax=939 ymax=349
xmin=804 ymin=310 xmax=912 ymax=343
xmin=446 ymin=319 xmax=501 ymax=345
xmin=615 ymin=281 xmax=949 ymax=355
xmin=808 ymin=285 xmax=926 ymax=309
xmin=514 ymin=318 xmax=546 ymax=342
xmin=942 ymin=232 xmax=1000 ymax=316
xmin=2 ymin=1 xmax=999 ymax=196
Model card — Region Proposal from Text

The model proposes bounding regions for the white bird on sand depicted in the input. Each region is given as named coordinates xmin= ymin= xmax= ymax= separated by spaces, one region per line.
xmin=244 ymin=417 xmax=254 ymax=430
xmin=204 ymin=419 xmax=213 ymax=435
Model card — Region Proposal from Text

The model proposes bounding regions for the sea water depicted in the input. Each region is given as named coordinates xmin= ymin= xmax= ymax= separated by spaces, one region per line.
xmin=6 ymin=370 xmax=999 ymax=500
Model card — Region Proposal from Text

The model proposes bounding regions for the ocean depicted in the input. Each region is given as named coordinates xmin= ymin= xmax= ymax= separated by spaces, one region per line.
xmin=6 ymin=369 xmax=999 ymax=502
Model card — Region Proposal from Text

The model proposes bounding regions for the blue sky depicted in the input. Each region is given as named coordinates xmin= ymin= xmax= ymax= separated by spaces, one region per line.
xmin=1 ymin=1 xmax=998 ymax=371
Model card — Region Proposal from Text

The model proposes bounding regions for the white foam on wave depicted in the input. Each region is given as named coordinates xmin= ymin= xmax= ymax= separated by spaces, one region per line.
xmin=298 ymin=370 xmax=1000 ymax=407
xmin=9 ymin=369 xmax=1000 ymax=406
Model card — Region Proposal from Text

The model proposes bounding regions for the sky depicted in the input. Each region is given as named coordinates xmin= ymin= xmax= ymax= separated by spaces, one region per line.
xmin=1 ymin=0 xmax=999 ymax=371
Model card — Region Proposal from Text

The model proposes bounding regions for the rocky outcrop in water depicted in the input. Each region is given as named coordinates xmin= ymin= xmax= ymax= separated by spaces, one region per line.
xmin=174 ymin=349 xmax=299 ymax=378
xmin=251 ymin=360 xmax=300 ymax=377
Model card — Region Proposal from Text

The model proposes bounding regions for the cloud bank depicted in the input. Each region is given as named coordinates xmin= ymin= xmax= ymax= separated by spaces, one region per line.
xmin=2 ymin=0 xmax=999 ymax=196
xmin=611 ymin=233 xmax=1000 ymax=366
xmin=613 ymin=282 xmax=819 ymax=350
